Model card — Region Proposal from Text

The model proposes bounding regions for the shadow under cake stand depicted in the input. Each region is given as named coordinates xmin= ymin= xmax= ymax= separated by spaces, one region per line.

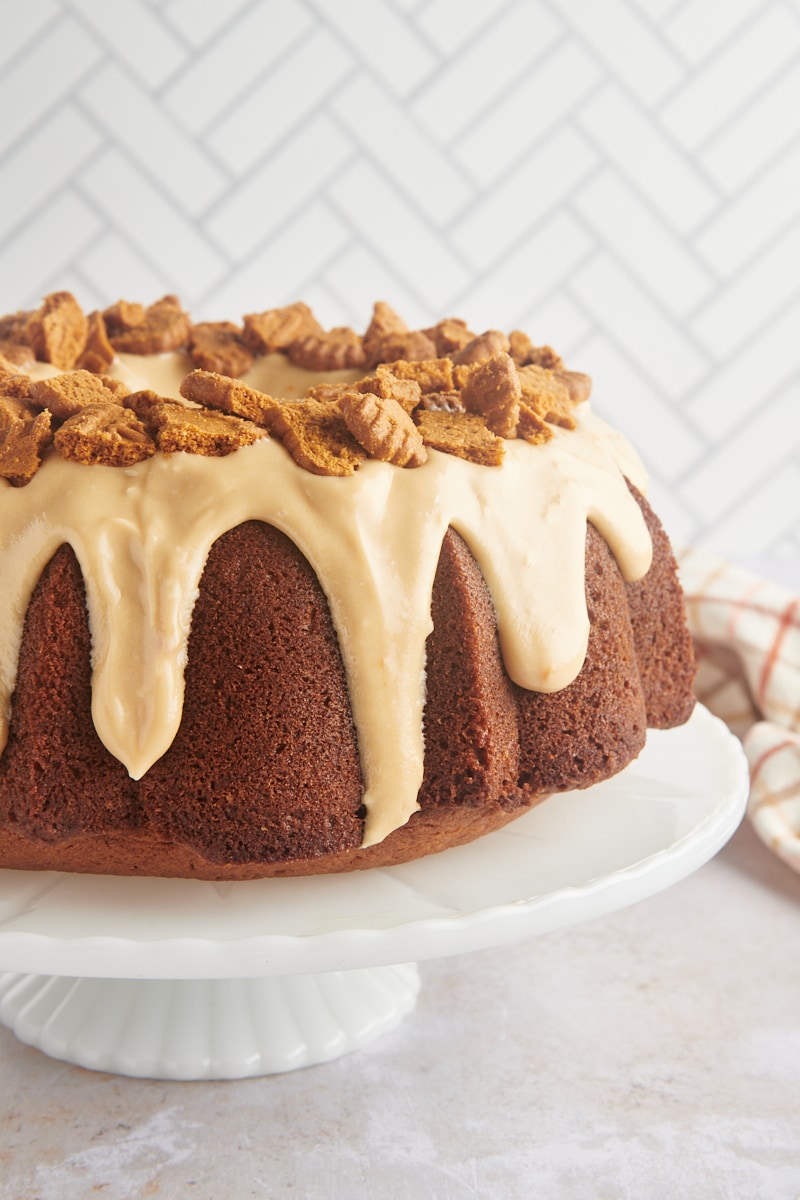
xmin=0 ymin=705 xmax=748 ymax=1080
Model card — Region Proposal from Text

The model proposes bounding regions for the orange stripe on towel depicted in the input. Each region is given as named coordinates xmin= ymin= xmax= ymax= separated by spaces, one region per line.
xmin=757 ymin=597 xmax=800 ymax=708
xmin=749 ymin=738 xmax=798 ymax=789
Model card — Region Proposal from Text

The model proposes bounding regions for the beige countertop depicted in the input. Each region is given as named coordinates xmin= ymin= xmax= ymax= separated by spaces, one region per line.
xmin=1 ymin=816 xmax=799 ymax=1200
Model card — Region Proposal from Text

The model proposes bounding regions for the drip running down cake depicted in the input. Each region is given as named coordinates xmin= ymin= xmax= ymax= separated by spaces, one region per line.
xmin=0 ymin=292 xmax=695 ymax=879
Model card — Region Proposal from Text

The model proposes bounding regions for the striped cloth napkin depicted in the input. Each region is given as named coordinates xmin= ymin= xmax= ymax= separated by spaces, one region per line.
xmin=678 ymin=545 xmax=800 ymax=873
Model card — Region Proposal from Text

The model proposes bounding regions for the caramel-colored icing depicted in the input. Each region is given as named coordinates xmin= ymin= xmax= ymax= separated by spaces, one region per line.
xmin=2 ymin=354 xmax=652 ymax=846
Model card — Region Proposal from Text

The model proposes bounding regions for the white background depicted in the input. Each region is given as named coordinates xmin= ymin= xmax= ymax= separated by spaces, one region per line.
xmin=1 ymin=0 xmax=800 ymax=560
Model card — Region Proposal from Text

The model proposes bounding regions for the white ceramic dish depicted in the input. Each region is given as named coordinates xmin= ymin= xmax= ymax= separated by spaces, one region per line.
xmin=0 ymin=705 xmax=748 ymax=1079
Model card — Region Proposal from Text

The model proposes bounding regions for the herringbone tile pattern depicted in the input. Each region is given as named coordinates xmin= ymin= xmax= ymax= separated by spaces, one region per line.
xmin=1 ymin=0 xmax=799 ymax=558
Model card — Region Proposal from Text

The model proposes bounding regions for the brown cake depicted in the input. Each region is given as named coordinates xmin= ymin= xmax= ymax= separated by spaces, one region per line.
xmin=0 ymin=293 xmax=695 ymax=879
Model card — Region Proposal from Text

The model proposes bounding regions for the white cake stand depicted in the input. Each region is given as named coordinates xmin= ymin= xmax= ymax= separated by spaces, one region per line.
xmin=0 ymin=705 xmax=748 ymax=1080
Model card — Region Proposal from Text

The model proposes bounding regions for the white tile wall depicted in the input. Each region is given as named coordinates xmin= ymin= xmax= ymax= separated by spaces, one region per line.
xmin=0 ymin=0 xmax=799 ymax=560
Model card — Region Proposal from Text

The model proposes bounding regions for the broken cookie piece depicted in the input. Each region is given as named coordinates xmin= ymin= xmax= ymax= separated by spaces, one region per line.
xmin=553 ymin=369 xmax=592 ymax=405
xmin=180 ymin=370 xmax=278 ymax=426
xmin=363 ymin=301 xmax=408 ymax=358
xmin=0 ymin=340 xmax=34 ymax=368
xmin=124 ymin=388 xmax=200 ymax=424
xmin=103 ymin=300 xmax=146 ymax=334
xmin=107 ymin=295 xmax=191 ymax=355
xmin=242 ymin=303 xmax=322 ymax=355
xmin=77 ymin=311 xmax=116 ymax=374
xmin=517 ymin=401 xmax=553 ymax=446
xmin=452 ymin=330 xmax=510 ymax=366
xmin=362 ymin=303 xmax=442 ymax=366
xmin=381 ymin=358 xmax=455 ymax=395
xmin=0 ymin=396 xmax=52 ymax=485
xmin=28 ymin=292 xmax=88 ymax=370
xmin=0 ymin=363 xmax=33 ymax=400
xmin=415 ymin=410 xmax=504 ymax=467
xmin=29 ymin=370 xmax=124 ymax=420
xmin=287 ymin=327 xmax=366 ymax=371
xmin=366 ymin=329 xmax=437 ymax=367
xmin=518 ymin=364 xmax=576 ymax=430
xmin=422 ymin=318 xmax=476 ymax=356
xmin=355 ymin=364 xmax=422 ymax=414
xmin=340 ymin=390 xmax=427 ymax=467
xmin=460 ymin=352 xmax=521 ymax=439
xmin=189 ymin=322 xmax=254 ymax=378
xmin=54 ymin=404 xmax=156 ymax=467
xmin=266 ymin=399 xmax=366 ymax=476
xmin=148 ymin=401 xmax=268 ymax=457
xmin=508 ymin=330 xmax=563 ymax=371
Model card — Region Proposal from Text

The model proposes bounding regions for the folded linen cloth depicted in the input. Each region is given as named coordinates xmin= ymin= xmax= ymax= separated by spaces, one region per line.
xmin=678 ymin=545 xmax=800 ymax=873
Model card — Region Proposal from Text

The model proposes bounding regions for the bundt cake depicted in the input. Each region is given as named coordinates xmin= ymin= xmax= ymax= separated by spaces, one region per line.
xmin=0 ymin=293 xmax=695 ymax=879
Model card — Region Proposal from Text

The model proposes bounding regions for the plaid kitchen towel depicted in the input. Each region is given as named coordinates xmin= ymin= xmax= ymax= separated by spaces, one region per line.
xmin=678 ymin=545 xmax=800 ymax=873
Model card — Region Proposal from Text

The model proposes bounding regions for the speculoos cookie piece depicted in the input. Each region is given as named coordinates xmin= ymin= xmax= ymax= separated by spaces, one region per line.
xmin=554 ymin=370 xmax=592 ymax=404
xmin=518 ymin=364 xmax=576 ymax=430
xmin=77 ymin=311 xmax=115 ymax=374
xmin=460 ymin=352 xmax=521 ymax=439
xmin=0 ymin=397 xmax=52 ymax=485
xmin=415 ymin=410 xmax=504 ymax=467
xmin=54 ymin=404 xmax=156 ymax=467
xmin=150 ymin=403 xmax=268 ymax=457
xmin=189 ymin=322 xmax=254 ymax=378
xmin=266 ymin=399 xmax=366 ymax=476
xmin=28 ymin=292 xmax=88 ymax=370
xmin=29 ymin=370 xmax=123 ymax=420
xmin=355 ymin=364 xmax=422 ymax=414
xmin=381 ymin=357 xmax=455 ymax=394
xmin=107 ymin=296 xmax=191 ymax=355
xmin=180 ymin=370 xmax=278 ymax=426
xmin=340 ymin=390 xmax=427 ymax=467
xmin=452 ymin=330 xmax=510 ymax=366
xmin=242 ymin=303 xmax=322 ymax=355
xmin=287 ymin=327 xmax=367 ymax=371
xmin=422 ymin=317 xmax=476 ymax=356
xmin=508 ymin=330 xmax=563 ymax=371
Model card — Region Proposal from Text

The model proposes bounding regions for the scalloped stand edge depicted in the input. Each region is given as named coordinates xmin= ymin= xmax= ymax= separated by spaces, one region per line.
xmin=0 ymin=964 xmax=421 ymax=1079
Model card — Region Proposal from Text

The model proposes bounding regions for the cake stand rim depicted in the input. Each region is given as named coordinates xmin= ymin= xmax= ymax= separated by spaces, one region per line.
xmin=0 ymin=705 xmax=749 ymax=978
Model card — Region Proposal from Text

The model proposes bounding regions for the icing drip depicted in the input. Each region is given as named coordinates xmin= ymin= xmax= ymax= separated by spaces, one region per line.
xmin=0 ymin=355 xmax=652 ymax=846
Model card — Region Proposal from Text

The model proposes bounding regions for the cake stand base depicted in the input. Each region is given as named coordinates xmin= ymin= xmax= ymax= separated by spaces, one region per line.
xmin=0 ymin=964 xmax=421 ymax=1079
xmin=0 ymin=711 xmax=749 ymax=1082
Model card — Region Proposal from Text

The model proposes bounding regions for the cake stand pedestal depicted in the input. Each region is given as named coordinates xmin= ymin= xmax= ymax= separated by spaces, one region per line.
xmin=0 ymin=965 xmax=420 ymax=1079
xmin=0 ymin=706 xmax=748 ymax=1080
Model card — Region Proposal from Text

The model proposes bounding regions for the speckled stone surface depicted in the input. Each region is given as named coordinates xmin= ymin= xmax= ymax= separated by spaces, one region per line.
xmin=1 ymin=817 xmax=799 ymax=1200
